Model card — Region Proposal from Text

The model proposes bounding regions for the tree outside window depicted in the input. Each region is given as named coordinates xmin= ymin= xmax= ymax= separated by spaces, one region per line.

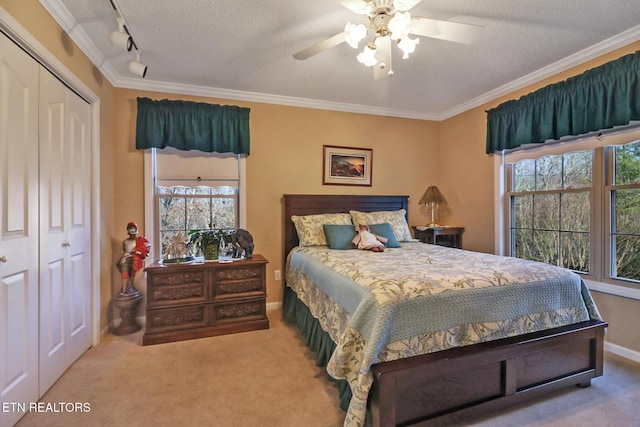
xmin=157 ymin=185 xmax=238 ymax=258
xmin=510 ymin=151 xmax=592 ymax=273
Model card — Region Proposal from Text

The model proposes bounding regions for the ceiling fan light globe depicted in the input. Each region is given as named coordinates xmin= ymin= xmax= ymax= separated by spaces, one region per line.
xmin=344 ymin=22 xmax=368 ymax=49
xmin=388 ymin=11 xmax=411 ymax=40
xmin=398 ymin=35 xmax=419 ymax=58
xmin=357 ymin=45 xmax=377 ymax=66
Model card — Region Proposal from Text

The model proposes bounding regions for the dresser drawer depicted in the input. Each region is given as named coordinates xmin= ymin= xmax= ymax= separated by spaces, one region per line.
xmin=146 ymin=304 xmax=208 ymax=333
xmin=215 ymin=264 xmax=263 ymax=281
xmin=210 ymin=297 xmax=266 ymax=326
xmin=147 ymin=270 xmax=207 ymax=307
xmin=212 ymin=277 xmax=264 ymax=300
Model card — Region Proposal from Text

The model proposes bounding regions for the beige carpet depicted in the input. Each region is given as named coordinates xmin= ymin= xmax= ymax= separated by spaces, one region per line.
xmin=14 ymin=311 xmax=640 ymax=427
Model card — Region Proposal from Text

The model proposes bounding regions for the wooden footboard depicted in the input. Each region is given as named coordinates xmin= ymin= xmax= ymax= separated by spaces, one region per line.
xmin=369 ymin=319 xmax=607 ymax=427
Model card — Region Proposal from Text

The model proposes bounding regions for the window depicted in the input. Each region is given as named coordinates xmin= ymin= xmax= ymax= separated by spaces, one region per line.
xmin=509 ymin=151 xmax=592 ymax=273
xmin=157 ymin=185 xmax=238 ymax=257
xmin=144 ymin=147 xmax=246 ymax=261
xmin=503 ymin=135 xmax=640 ymax=285
xmin=610 ymin=141 xmax=640 ymax=281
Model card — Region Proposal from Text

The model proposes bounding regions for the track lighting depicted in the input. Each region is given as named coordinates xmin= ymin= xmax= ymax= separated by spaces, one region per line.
xmin=109 ymin=17 xmax=132 ymax=51
xmin=108 ymin=0 xmax=149 ymax=78
xmin=128 ymin=51 xmax=147 ymax=78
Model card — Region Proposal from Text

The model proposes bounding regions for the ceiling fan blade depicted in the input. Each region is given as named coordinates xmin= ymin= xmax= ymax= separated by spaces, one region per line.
xmin=393 ymin=0 xmax=423 ymax=12
xmin=409 ymin=16 xmax=482 ymax=44
xmin=292 ymin=32 xmax=346 ymax=60
xmin=336 ymin=0 xmax=371 ymax=15
xmin=373 ymin=36 xmax=393 ymax=80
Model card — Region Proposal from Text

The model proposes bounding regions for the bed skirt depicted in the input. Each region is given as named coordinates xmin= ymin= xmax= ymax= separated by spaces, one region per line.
xmin=282 ymin=286 xmax=352 ymax=410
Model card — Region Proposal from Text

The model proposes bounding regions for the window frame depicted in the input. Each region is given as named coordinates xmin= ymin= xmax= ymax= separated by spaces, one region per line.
xmin=495 ymin=125 xmax=640 ymax=293
xmin=505 ymin=150 xmax=598 ymax=276
xmin=606 ymin=143 xmax=640 ymax=282
xmin=144 ymin=148 xmax=247 ymax=263
xmin=156 ymin=184 xmax=239 ymax=258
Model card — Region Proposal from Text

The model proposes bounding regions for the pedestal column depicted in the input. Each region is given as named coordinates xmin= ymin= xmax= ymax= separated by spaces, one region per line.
xmin=112 ymin=290 xmax=143 ymax=335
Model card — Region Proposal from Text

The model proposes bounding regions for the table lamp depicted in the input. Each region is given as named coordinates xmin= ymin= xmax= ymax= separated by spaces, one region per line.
xmin=419 ymin=185 xmax=447 ymax=227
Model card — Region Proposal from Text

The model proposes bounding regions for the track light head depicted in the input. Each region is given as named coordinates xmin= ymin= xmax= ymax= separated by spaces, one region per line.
xmin=109 ymin=18 xmax=132 ymax=51
xmin=109 ymin=29 xmax=133 ymax=51
xmin=128 ymin=51 xmax=147 ymax=78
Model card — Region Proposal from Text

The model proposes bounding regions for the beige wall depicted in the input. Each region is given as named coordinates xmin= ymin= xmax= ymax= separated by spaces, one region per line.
xmin=2 ymin=0 xmax=116 ymax=332
xmin=439 ymin=41 xmax=640 ymax=354
xmin=6 ymin=0 xmax=640 ymax=353
xmin=592 ymin=292 xmax=640 ymax=352
xmin=113 ymin=89 xmax=440 ymax=305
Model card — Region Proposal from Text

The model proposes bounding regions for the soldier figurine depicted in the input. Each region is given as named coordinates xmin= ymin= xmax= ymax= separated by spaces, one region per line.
xmin=116 ymin=222 xmax=150 ymax=294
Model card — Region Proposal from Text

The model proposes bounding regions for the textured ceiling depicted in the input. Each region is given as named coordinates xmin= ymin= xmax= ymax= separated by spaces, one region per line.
xmin=40 ymin=0 xmax=640 ymax=120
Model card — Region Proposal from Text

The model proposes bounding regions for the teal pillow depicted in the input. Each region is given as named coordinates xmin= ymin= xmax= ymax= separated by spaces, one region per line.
xmin=369 ymin=223 xmax=401 ymax=248
xmin=323 ymin=224 xmax=357 ymax=250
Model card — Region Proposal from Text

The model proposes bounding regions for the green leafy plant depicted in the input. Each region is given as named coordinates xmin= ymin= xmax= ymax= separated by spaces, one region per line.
xmin=188 ymin=228 xmax=229 ymax=260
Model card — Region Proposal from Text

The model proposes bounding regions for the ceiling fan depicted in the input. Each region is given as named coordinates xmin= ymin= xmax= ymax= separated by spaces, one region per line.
xmin=292 ymin=0 xmax=482 ymax=79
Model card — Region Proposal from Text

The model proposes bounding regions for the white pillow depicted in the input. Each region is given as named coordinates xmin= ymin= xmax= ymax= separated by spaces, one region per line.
xmin=349 ymin=209 xmax=413 ymax=242
xmin=291 ymin=213 xmax=352 ymax=246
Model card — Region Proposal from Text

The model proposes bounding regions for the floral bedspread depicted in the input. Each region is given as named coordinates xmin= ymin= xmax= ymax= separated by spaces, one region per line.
xmin=285 ymin=242 xmax=601 ymax=427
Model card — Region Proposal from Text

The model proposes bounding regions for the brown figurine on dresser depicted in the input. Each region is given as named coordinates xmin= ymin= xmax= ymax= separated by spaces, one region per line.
xmin=143 ymin=255 xmax=269 ymax=345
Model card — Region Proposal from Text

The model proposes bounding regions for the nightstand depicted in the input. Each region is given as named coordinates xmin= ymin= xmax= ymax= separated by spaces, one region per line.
xmin=412 ymin=226 xmax=464 ymax=249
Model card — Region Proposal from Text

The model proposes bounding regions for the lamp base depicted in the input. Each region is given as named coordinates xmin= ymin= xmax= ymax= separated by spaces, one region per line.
xmin=429 ymin=203 xmax=439 ymax=229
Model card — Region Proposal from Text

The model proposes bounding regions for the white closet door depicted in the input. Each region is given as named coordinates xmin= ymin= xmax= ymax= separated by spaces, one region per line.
xmin=64 ymin=87 xmax=92 ymax=365
xmin=0 ymin=35 xmax=40 ymax=427
xmin=38 ymin=70 xmax=91 ymax=396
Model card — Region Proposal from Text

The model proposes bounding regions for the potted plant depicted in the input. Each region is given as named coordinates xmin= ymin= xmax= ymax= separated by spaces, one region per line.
xmin=188 ymin=228 xmax=229 ymax=261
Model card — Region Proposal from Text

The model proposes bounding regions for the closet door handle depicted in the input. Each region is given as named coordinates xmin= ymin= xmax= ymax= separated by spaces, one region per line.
xmin=0 ymin=256 xmax=6 ymax=263
xmin=62 ymin=242 xmax=71 ymax=247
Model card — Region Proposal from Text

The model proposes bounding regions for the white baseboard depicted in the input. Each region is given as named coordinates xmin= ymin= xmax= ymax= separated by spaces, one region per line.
xmin=605 ymin=341 xmax=640 ymax=364
xmin=267 ymin=301 xmax=282 ymax=311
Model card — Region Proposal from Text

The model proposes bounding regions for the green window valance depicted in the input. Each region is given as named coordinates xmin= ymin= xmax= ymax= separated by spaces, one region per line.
xmin=135 ymin=97 xmax=250 ymax=155
xmin=486 ymin=50 xmax=640 ymax=154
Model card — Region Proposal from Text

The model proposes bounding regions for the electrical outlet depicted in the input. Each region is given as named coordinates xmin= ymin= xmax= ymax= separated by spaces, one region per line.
xmin=275 ymin=270 xmax=281 ymax=280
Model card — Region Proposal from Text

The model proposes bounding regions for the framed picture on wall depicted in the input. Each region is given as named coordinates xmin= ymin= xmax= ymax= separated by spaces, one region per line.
xmin=323 ymin=145 xmax=373 ymax=186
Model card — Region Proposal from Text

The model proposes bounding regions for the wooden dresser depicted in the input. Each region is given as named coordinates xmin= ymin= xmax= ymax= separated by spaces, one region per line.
xmin=142 ymin=255 xmax=269 ymax=345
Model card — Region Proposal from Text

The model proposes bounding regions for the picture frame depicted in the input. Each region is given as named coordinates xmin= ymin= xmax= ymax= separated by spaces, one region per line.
xmin=323 ymin=145 xmax=373 ymax=186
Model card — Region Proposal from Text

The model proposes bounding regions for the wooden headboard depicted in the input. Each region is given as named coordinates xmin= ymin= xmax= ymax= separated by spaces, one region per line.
xmin=283 ymin=194 xmax=409 ymax=267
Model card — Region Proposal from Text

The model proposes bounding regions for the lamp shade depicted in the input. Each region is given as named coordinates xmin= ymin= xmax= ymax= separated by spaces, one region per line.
xmin=419 ymin=185 xmax=447 ymax=205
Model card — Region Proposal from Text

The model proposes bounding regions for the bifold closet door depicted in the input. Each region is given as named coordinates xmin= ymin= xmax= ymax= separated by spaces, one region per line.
xmin=0 ymin=34 xmax=40 ymax=427
xmin=38 ymin=70 xmax=92 ymax=396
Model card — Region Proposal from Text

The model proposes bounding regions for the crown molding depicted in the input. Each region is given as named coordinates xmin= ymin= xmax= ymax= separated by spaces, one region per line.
xmin=436 ymin=23 xmax=640 ymax=120
xmin=39 ymin=0 xmax=640 ymax=121
xmin=113 ymin=76 xmax=440 ymax=120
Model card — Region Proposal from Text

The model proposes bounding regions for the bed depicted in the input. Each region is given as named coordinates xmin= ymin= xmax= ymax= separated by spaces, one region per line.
xmin=282 ymin=194 xmax=606 ymax=427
